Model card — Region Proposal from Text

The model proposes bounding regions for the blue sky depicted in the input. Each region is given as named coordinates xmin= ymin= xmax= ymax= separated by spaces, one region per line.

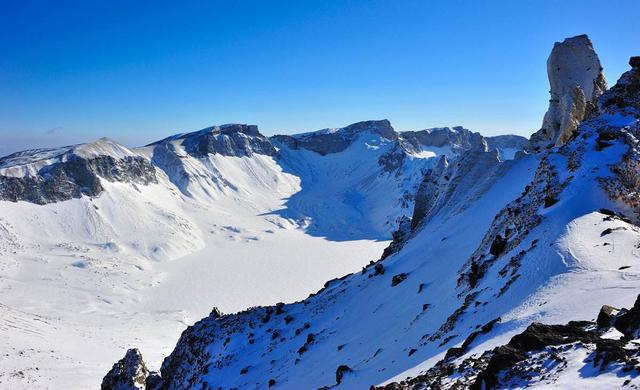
xmin=1 ymin=0 xmax=639 ymax=154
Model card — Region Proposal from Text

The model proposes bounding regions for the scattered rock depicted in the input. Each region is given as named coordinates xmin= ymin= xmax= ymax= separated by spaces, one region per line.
xmin=391 ymin=273 xmax=408 ymax=287
xmin=335 ymin=365 xmax=352 ymax=384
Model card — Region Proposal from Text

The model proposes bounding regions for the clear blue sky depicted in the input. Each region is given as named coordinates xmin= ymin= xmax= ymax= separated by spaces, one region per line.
xmin=1 ymin=0 xmax=639 ymax=154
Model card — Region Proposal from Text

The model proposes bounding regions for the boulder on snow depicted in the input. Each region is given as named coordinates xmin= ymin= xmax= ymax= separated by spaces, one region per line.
xmin=614 ymin=295 xmax=640 ymax=339
xmin=391 ymin=272 xmax=408 ymax=287
xmin=335 ymin=364 xmax=353 ymax=384
xmin=596 ymin=304 xmax=620 ymax=328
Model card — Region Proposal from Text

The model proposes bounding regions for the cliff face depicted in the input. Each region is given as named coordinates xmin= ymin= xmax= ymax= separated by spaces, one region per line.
xmin=0 ymin=139 xmax=157 ymax=204
xmin=530 ymin=35 xmax=607 ymax=150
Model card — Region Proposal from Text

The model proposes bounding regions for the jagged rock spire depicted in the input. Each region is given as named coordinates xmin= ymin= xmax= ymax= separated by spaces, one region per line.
xmin=101 ymin=349 xmax=150 ymax=390
xmin=529 ymin=34 xmax=607 ymax=150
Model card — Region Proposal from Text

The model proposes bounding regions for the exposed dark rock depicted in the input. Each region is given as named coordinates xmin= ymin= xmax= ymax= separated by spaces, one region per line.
xmin=272 ymin=120 xmax=397 ymax=156
xmin=335 ymin=364 xmax=352 ymax=384
xmin=391 ymin=273 xmax=408 ymax=287
xmin=376 ymin=295 xmax=640 ymax=390
xmin=145 ymin=371 xmax=163 ymax=390
xmin=0 ymin=144 xmax=157 ymax=205
xmin=150 ymin=124 xmax=277 ymax=158
xmin=597 ymin=305 xmax=619 ymax=327
xmin=489 ymin=235 xmax=507 ymax=256
xmin=101 ymin=348 xmax=149 ymax=390
xmin=614 ymin=295 xmax=640 ymax=339
xmin=210 ymin=307 xmax=223 ymax=319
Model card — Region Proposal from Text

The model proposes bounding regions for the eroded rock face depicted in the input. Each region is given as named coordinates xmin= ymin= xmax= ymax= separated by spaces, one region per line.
xmin=151 ymin=124 xmax=277 ymax=158
xmin=101 ymin=349 xmax=150 ymax=390
xmin=530 ymin=35 xmax=607 ymax=150
xmin=600 ymin=56 xmax=640 ymax=115
xmin=271 ymin=120 xmax=397 ymax=156
xmin=400 ymin=126 xmax=487 ymax=152
xmin=0 ymin=139 xmax=157 ymax=205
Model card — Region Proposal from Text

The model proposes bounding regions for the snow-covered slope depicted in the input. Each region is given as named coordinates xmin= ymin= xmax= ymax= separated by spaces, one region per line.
xmin=101 ymin=45 xmax=640 ymax=390
xmin=0 ymin=111 xmax=527 ymax=388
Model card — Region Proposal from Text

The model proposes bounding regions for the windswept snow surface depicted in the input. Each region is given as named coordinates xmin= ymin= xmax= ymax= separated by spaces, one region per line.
xmin=0 ymin=128 xmax=451 ymax=389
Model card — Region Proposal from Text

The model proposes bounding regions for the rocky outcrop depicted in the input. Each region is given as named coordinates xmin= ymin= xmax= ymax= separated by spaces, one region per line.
xmin=271 ymin=120 xmax=397 ymax=156
xmin=600 ymin=56 xmax=640 ymax=115
xmin=597 ymin=58 xmax=640 ymax=221
xmin=151 ymin=124 xmax=277 ymax=158
xmin=530 ymin=35 xmax=607 ymax=150
xmin=400 ymin=126 xmax=487 ymax=153
xmin=0 ymin=139 xmax=157 ymax=205
xmin=101 ymin=349 xmax=151 ymax=390
xmin=485 ymin=135 xmax=530 ymax=155
xmin=375 ymin=296 xmax=640 ymax=390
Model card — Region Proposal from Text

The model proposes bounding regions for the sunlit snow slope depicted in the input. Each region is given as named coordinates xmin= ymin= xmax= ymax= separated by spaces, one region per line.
xmin=0 ymin=121 xmax=509 ymax=388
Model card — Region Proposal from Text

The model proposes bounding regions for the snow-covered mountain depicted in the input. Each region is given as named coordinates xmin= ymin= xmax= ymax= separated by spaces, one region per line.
xmin=0 ymin=97 xmax=526 ymax=387
xmin=94 ymin=36 xmax=640 ymax=390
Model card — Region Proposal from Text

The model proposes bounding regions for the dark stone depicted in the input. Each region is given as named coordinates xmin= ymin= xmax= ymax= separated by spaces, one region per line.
xmin=269 ymin=379 xmax=276 ymax=387
xmin=145 ymin=371 xmax=163 ymax=390
xmin=630 ymin=56 xmax=640 ymax=69
xmin=489 ymin=235 xmax=507 ymax=256
xmin=391 ymin=273 xmax=408 ymax=287
xmin=336 ymin=365 xmax=352 ymax=384
xmin=210 ymin=307 xmax=223 ymax=319
xmin=614 ymin=295 xmax=640 ymax=338
xmin=544 ymin=196 xmax=559 ymax=208
xmin=374 ymin=263 xmax=385 ymax=275
xmin=101 ymin=349 xmax=149 ymax=390
xmin=597 ymin=305 xmax=619 ymax=327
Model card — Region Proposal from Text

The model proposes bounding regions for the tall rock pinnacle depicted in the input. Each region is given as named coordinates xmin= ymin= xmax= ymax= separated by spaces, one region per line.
xmin=529 ymin=34 xmax=607 ymax=150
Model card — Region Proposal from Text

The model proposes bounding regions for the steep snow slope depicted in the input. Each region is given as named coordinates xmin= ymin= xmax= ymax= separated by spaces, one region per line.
xmin=121 ymin=52 xmax=640 ymax=389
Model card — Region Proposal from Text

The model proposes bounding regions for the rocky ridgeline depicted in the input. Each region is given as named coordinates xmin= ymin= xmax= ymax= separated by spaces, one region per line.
xmin=271 ymin=119 xmax=398 ymax=156
xmin=376 ymin=295 xmax=640 ymax=389
xmin=0 ymin=139 xmax=157 ymax=205
xmin=150 ymin=124 xmax=277 ymax=158
xmin=0 ymin=119 xmax=527 ymax=205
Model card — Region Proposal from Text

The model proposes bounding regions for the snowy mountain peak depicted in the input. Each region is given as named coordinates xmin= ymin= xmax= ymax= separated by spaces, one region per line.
xmin=271 ymin=119 xmax=397 ymax=156
xmin=149 ymin=123 xmax=277 ymax=159
xmin=530 ymin=34 xmax=607 ymax=150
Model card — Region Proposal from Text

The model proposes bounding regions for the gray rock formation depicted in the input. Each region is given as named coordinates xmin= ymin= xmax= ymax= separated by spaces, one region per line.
xmin=529 ymin=35 xmax=607 ymax=150
xmin=600 ymin=56 xmax=640 ymax=115
xmin=151 ymin=124 xmax=277 ymax=158
xmin=400 ymin=126 xmax=487 ymax=153
xmin=101 ymin=349 xmax=150 ymax=390
xmin=271 ymin=119 xmax=397 ymax=156
xmin=0 ymin=139 xmax=157 ymax=205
